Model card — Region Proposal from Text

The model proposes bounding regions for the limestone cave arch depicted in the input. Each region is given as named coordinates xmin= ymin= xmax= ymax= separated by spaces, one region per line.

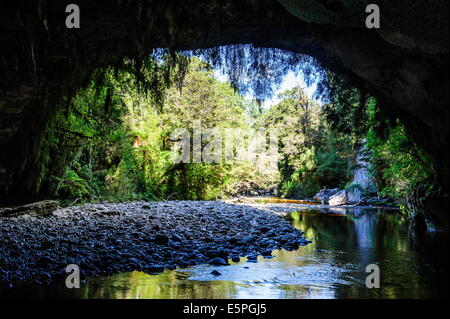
xmin=0 ymin=0 xmax=448 ymax=226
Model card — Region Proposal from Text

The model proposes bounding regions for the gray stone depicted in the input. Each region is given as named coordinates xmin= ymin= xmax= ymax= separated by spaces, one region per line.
xmin=345 ymin=139 xmax=378 ymax=203
xmin=0 ymin=200 xmax=60 ymax=217
xmin=208 ymin=257 xmax=228 ymax=266
xmin=328 ymin=190 xmax=348 ymax=206
xmin=313 ymin=188 xmax=340 ymax=204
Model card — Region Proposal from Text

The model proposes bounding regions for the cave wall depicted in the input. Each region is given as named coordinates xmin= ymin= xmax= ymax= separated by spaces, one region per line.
xmin=0 ymin=1 xmax=448 ymax=212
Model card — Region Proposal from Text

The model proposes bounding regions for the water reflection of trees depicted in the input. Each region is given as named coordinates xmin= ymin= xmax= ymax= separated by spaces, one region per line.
xmin=288 ymin=208 xmax=445 ymax=298
xmin=75 ymin=270 xmax=239 ymax=299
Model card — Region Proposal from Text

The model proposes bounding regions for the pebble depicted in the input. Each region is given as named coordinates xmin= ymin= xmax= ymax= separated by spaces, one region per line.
xmin=0 ymin=200 xmax=309 ymax=287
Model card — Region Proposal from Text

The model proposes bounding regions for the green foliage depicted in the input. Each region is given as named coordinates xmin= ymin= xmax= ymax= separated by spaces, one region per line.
xmin=48 ymin=53 xmax=433 ymax=205
xmin=323 ymin=73 xmax=369 ymax=137
xmin=366 ymin=101 xmax=433 ymax=199
xmin=322 ymin=77 xmax=435 ymax=203
xmin=57 ymin=167 xmax=90 ymax=199
xmin=52 ymin=57 xmax=269 ymax=203
xmin=259 ymin=87 xmax=352 ymax=198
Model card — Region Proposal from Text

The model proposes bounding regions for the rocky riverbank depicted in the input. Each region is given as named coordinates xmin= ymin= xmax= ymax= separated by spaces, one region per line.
xmin=0 ymin=200 xmax=309 ymax=288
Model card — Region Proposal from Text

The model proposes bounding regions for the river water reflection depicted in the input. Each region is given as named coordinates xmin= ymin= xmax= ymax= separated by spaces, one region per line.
xmin=7 ymin=207 xmax=449 ymax=299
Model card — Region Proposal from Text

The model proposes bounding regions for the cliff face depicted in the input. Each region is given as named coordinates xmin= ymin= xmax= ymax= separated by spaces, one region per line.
xmin=346 ymin=139 xmax=378 ymax=203
xmin=327 ymin=140 xmax=378 ymax=207
xmin=0 ymin=1 xmax=448 ymax=220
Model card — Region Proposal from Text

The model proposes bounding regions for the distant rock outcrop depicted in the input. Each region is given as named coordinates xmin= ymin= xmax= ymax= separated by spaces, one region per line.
xmin=344 ymin=139 xmax=378 ymax=203
xmin=316 ymin=140 xmax=378 ymax=206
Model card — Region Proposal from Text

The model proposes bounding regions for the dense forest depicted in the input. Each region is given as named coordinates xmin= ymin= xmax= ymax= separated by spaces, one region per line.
xmin=41 ymin=51 xmax=433 ymax=212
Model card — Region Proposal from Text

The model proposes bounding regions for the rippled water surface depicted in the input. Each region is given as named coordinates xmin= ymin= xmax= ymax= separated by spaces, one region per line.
xmin=7 ymin=207 xmax=449 ymax=299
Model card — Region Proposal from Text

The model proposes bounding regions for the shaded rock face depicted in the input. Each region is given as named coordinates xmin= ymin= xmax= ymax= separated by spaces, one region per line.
xmin=278 ymin=0 xmax=448 ymax=54
xmin=0 ymin=1 xmax=448 ymax=224
xmin=406 ymin=182 xmax=449 ymax=232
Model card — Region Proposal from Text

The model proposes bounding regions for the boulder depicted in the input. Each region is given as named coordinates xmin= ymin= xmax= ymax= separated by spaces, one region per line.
xmin=261 ymin=249 xmax=272 ymax=256
xmin=208 ymin=257 xmax=228 ymax=266
xmin=328 ymin=190 xmax=348 ymax=206
xmin=247 ymin=254 xmax=258 ymax=261
xmin=205 ymin=249 xmax=229 ymax=260
xmin=231 ymin=256 xmax=240 ymax=263
xmin=313 ymin=188 xmax=340 ymax=203
xmin=0 ymin=200 xmax=60 ymax=217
